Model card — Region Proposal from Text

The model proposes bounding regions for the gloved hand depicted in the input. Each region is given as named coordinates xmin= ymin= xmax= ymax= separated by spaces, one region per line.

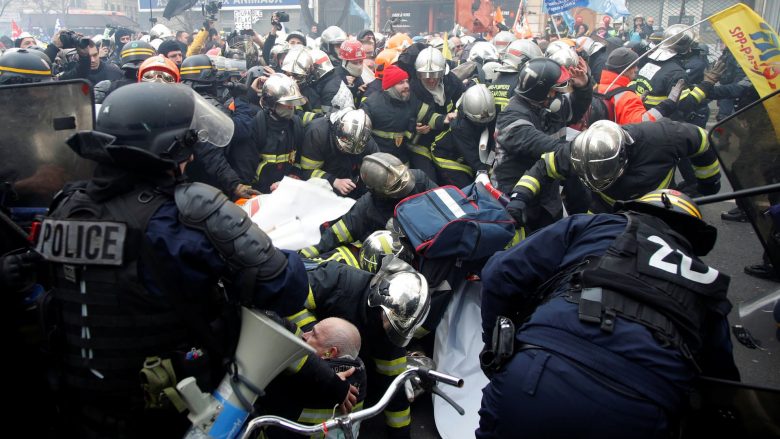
xmin=225 ymin=82 xmax=248 ymax=99
xmin=506 ymin=197 xmax=527 ymax=228
xmin=703 ymin=59 xmax=727 ymax=85
xmin=233 ymin=183 xmax=260 ymax=199
xmin=0 ymin=251 xmax=39 ymax=292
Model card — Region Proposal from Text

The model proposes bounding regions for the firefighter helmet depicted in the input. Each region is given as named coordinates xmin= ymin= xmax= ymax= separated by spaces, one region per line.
xmin=360 ymin=152 xmax=415 ymax=198
xmin=569 ymin=120 xmax=633 ymax=192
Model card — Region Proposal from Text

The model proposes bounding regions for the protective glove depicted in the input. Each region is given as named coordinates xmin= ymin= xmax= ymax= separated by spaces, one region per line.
xmin=703 ymin=59 xmax=727 ymax=85
xmin=506 ymin=197 xmax=527 ymax=228
xmin=233 ymin=183 xmax=260 ymax=199
xmin=667 ymin=78 xmax=686 ymax=103
xmin=225 ymin=82 xmax=249 ymax=99
xmin=0 ymin=251 xmax=40 ymax=292
xmin=655 ymin=79 xmax=687 ymax=117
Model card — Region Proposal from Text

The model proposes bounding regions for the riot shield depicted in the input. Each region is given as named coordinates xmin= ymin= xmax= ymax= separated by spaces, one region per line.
xmin=709 ymin=90 xmax=780 ymax=277
xmin=0 ymin=80 xmax=95 ymax=209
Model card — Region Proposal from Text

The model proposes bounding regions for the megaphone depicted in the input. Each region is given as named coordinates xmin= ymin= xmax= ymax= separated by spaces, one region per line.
xmin=178 ymin=307 xmax=315 ymax=439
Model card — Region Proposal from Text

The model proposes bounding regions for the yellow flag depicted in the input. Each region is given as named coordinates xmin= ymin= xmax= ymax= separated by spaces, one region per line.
xmin=442 ymin=31 xmax=452 ymax=61
xmin=709 ymin=3 xmax=780 ymax=138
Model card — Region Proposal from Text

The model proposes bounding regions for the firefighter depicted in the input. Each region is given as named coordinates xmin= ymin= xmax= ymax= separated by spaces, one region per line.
xmin=299 ymin=108 xmax=378 ymax=199
xmin=361 ymin=65 xmax=416 ymax=164
xmin=430 ymin=84 xmax=496 ymax=187
xmin=492 ymin=57 xmax=592 ymax=231
xmin=506 ymin=119 xmax=721 ymax=224
xmin=299 ymin=152 xmax=436 ymax=259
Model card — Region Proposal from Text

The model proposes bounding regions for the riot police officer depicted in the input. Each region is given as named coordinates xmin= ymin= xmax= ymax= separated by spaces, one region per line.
xmin=478 ymin=189 xmax=739 ymax=438
xmin=93 ymin=40 xmax=156 ymax=103
xmin=0 ymin=49 xmax=52 ymax=84
xmin=39 ymin=83 xmax=325 ymax=438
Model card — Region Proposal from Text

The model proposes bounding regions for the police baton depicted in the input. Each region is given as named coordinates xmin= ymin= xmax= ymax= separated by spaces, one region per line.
xmin=692 ymin=182 xmax=780 ymax=205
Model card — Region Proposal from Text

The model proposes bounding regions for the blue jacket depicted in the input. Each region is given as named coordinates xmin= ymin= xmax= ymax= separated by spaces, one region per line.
xmin=481 ymin=213 xmax=739 ymax=410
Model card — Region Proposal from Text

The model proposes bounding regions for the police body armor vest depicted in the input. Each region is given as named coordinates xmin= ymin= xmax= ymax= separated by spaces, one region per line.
xmin=40 ymin=186 xmax=188 ymax=400
xmin=567 ymin=213 xmax=731 ymax=359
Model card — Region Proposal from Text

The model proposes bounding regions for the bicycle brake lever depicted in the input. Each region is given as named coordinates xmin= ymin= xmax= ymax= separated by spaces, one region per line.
xmin=429 ymin=385 xmax=465 ymax=415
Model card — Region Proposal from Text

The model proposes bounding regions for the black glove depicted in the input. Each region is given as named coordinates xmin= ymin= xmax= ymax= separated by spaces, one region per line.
xmin=225 ymin=82 xmax=248 ymax=98
xmin=506 ymin=197 xmax=527 ymax=228
xmin=0 ymin=251 xmax=39 ymax=292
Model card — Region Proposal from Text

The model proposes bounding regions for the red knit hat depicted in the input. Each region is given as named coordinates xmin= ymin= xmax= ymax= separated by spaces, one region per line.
xmin=382 ymin=65 xmax=409 ymax=90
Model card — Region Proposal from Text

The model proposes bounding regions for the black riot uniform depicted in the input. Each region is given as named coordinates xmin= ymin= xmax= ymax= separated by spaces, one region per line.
xmin=512 ymin=119 xmax=721 ymax=213
xmin=299 ymin=169 xmax=436 ymax=258
xmin=293 ymin=261 xmax=412 ymax=437
xmin=430 ymin=112 xmax=494 ymax=188
xmin=406 ymin=73 xmax=465 ymax=182
xmin=38 ymin=83 xmax=318 ymax=438
xmin=361 ymin=89 xmax=416 ymax=164
xmin=493 ymin=84 xmax=592 ymax=230
xmin=487 ymin=71 xmax=519 ymax=111
xmin=298 ymin=117 xmax=379 ymax=199
xmin=229 ymin=106 xmax=304 ymax=193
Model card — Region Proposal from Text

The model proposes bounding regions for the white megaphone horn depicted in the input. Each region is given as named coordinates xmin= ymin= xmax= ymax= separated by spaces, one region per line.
xmin=178 ymin=307 xmax=315 ymax=439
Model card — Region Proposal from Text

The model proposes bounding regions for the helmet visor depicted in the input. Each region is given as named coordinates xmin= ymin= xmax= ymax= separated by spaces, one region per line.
xmin=190 ymin=89 xmax=234 ymax=147
xmin=141 ymin=70 xmax=177 ymax=83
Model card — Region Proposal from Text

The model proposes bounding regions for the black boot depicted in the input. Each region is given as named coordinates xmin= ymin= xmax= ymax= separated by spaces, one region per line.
xmin=744 ymin=263 xmax=780 ymax=281
xmin=721 ymin=207 xmax=747 ymax=222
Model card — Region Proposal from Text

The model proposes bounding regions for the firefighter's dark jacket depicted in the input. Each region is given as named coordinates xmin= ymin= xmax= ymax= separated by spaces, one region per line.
xmin=230 ymin=101 xmax=303 ymax=193
xmin=430 ymin=113 xmax=494 ymax=176
xmin=512 ymin=119 xmax=721 ymax=212
xmin=299 ymin=116 xmax=379 ymax=197
xmin=408 ymin=72 xmax=465 ymax=146
xmin=300 ymin=170 xmax=437 ymax=258
xmin=361 ymin=89 xmax=416 ymax=164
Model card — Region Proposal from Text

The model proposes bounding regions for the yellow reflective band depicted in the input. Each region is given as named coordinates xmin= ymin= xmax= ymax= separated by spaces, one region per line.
xmin=447 ymin=102 xmax=454 ymax=112
xmin=302 ymin=112 xmax=315 ymax=125
xmin=637 ymin=194 xmax=702 ymax=219
xmin=543 ymin=152 xmax=562 ymax=179
xmin=408 ymin=143 xmax=434 ymax=160
xmin=121 ymin=48 xmax=155 ymax=57
xmin=332 ymin=219 xmax=354 ymax=244
xmin=598 ymin=190 xmax=616 ymax=205
xmin=428 ymin=113 xmax=442 ymax=127
xmin=416 ymin=103 xmax=430 ymax=123
xmin=657 ymin=168 xmax=675 ymax=190
xmin=372 ymin=129 xmax=412 ymax=140
xmin=336 ymin=246 xmax=360 ymax=269
xmin=384 ymin=408 xmax=411 ymax=428
xmin=373 ymin=356 xmax=407 ymax=376
xmin=254 ymin=161 xmax=269 ymax=181
xmin=300 ymin=156 xmax=324 ymax=170
xmin=306 ymin=286 xmax=316 ymax=310
xmin=287 ymin=308 xmax=317 ymax=329
xmin=300 ymin=246 xmax=319 ymax=258
xmin=311 ymin=169 xmax=326 ymax=179
xmin=179 ymin=66 xmax=212 ymax=74
xmin=286 ymin=354 xmax=308 ymax=373
xmin=690 ymin=87 xmax=705 ymax=102
xmin=505 ymin=228 xmax=525 ymax=249
xmin=0 ymin=66 xmax=50 ymax=75
xmin=433 ymin=154 xmax=473 ymax=174
xmin=260 ymin=151 xmax=296 ymax=163
xmin=432 ymin=129 xmax=450 ymax=145
xmin=516 ymin=175 xmax=541 ymax=194
xmin=297 ymin=401 xmax=364 ymax=424
xmin=693 ymin=160 xmax=721 ymax=180
xmin=413 ymin=326 xmax=430 ymax=338
xmin=693 ymin=127 xmax=709 ymax=156
xmin=643 ymin=95 xmax=667 ymax=106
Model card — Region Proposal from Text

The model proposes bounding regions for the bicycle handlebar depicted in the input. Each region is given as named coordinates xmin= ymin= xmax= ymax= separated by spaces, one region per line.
xmin=239 ymin=366 xmax=463 ymax=439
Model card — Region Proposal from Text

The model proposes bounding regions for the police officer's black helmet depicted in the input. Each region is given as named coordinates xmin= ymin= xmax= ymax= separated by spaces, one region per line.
xmin=180 ymin=54 xmax=218 ymax=83
xmin=7 ymin=45 xmax=52 ymax=65
xmin=96 ymin=83 xmax=197 ymax=173
xmin=515 ymin=57 xmax=570 ymax=102
xmin=614 ymin=189 xmax=717 ymax=256
xmin=0 ymin=49 xmax=52 ymax=85
xmin=120 ymin=40 xmax=156 ymax=70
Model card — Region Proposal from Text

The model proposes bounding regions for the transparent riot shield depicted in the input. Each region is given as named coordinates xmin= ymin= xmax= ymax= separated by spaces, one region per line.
xmin=0 ymin=80 xmax=95 ymax=209
xmin=709 ymin=90 xmax=780 ymax=276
